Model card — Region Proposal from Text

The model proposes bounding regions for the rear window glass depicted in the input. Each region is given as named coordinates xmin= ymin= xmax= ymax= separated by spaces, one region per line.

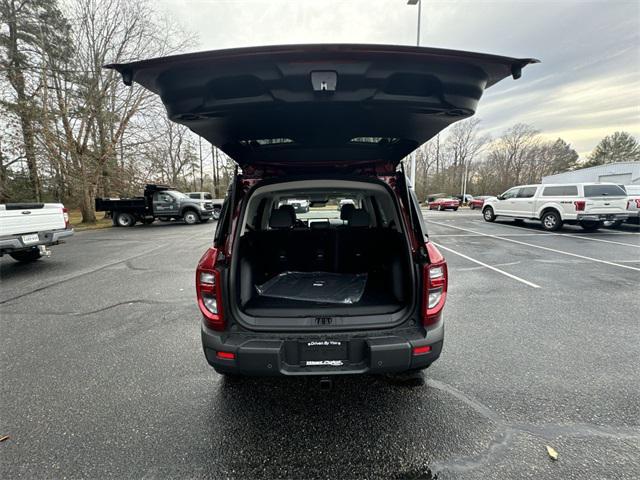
xmin=584 ymin=185 xmax=627 ymax=197
xmin=542 ymin=186 xmax=578 ymax=196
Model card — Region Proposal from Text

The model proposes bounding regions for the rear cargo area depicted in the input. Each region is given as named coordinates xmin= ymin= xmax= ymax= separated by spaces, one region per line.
xmin=232 ymin=180 xmax=413 ymax=319
xmin=237 ymin=225 xmax=410 ymax=316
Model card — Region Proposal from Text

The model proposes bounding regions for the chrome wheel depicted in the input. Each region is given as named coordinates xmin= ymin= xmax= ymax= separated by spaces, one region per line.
xmin=543 ymin=215 xmax=556 ymax=229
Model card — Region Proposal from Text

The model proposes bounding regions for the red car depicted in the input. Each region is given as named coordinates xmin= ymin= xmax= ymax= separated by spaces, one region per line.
xmin=429 ymin=198 xmax=460 ymax=211
xmin=468 ymin=196 xmax=488 ymax=210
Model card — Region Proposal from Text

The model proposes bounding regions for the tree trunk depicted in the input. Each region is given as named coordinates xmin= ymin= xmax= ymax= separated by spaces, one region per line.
xmin=79 ymin=184 xmax=97 ymax=223
xmin=6 ymin=5 xmax=41 ymax=201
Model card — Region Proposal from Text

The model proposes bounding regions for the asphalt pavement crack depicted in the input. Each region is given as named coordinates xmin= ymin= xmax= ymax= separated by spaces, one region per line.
xmin=0 ymin=244 xmax=169 ymax=306
xmin=426 ymin=379 xmax=640 ymax=476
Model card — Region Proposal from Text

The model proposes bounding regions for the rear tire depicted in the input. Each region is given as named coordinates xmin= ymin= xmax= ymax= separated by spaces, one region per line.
xmin=453 ymin=207 xmax=458 ymax=211
xmin=579 ymin=221 xmax=601 ymax=232
xmin=183 ymin=210 xmax=200 ymax=225
xmin=483 ymin=206 xmax=496 ymax=222
xmin=469 ymin=204 xmax=475 ymax=210
xmin=115 ymin=212 xmax=136 ymax=227
xmin=10 ymin=248 xmax=42 ymax=262
xmin=541 ymin=210 xmax=562 ymax=231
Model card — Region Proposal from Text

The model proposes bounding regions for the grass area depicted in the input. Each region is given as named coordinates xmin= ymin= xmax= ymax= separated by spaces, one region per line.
xmin=68 ymin=209 xmax=113 ymax=231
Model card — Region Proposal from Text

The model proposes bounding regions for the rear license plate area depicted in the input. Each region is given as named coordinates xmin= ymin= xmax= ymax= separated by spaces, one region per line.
xmin=299 ymin=340 xmax=347 ymax=367
xmin=21 ymin=233 xmax=39 ymax=244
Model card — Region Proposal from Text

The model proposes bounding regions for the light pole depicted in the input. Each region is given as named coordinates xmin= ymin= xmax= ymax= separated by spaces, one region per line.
xmin=407 ymin=0 xmax=421 ymax=46
xmin=407 ymin=0 xmax=421 ymax=188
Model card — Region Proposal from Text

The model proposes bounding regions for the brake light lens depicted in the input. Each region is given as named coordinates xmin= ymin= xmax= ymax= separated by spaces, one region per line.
xmin=574 ymin=201 xmax=585 ymax=211
xmin=215 ymin=351 xmax=235 ymax=360
xmin=412 ymin=345 xmax=432 ymax=356
xmin=62 ymin=207 xmax=70 ymax=229
xmin=423 ymin=243 xmax=448 ymax=326
xmin=634 ymin=199 xmax=640 ymax=209
xmin=196 ymin=247 xmax=224 ymax=330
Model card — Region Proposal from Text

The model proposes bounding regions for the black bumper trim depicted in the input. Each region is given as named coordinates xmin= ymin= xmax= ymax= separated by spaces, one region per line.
xmin=201 ymin=321 xmax=444 ymax=376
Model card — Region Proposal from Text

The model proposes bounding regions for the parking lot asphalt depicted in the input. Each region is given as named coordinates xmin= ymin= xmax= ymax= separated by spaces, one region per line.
xmin=1 ymin=212 xmax=639 ymax=479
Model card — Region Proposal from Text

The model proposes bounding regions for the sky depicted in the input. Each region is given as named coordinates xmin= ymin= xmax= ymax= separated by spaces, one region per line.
xmin=153 ymin=0 xmax=640 ymax=158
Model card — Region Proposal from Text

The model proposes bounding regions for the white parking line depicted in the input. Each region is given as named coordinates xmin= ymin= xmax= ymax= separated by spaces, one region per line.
xmin=432 ymin=241 xmax=541 ymax=288
xmin=429 ymin=221 xmax=640 ymax=273
xmin=468 ymin=220 xmax=640 ymax=248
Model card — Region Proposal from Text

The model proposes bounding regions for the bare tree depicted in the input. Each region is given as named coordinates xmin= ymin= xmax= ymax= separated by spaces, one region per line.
xmin=38 ymin=0 xmax=191 ymax=222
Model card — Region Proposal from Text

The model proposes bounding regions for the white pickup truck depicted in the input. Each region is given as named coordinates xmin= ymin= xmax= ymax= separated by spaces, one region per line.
xmin=0 ymin=203 xmax=74 ymax=262
xmin=482 ymin=183 xmax=629 ymax=231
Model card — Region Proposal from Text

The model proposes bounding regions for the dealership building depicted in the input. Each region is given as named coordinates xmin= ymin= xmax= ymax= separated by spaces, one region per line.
xmin=542 ymin=161 xmax=640 ymax=186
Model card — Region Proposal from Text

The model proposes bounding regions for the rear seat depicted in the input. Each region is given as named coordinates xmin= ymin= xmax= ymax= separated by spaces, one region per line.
xmin=246 ymin=207 xmax=398 ymax=277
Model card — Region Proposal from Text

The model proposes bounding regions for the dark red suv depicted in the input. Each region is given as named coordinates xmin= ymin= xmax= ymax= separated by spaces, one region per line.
xmin=109 ymin=44 xmax=534 ymax=377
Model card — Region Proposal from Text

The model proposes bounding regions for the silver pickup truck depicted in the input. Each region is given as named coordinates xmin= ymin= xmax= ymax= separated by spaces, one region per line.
xmin=0 ymin=203 xmax=74 ymax=262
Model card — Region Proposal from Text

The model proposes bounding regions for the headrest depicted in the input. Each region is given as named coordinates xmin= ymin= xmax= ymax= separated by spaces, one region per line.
xmin=310 ymin=220 xmax=330 ymax=229
xmin=278 ymin=204 xmax=296 ymax=222
xmin=340 ymin=203 xmax=356 ymax=220
xmin=269 ymin=209 xmax=293 ymax=229
xmin=348 ymin=209 xmax=370 ymax=228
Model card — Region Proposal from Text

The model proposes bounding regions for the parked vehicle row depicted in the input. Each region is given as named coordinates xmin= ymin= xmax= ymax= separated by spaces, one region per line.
xmin=0 ymin=203 xmax=73 ymax=262
xmin=95 ymin=184 xmax=216 ymax=227
xmin=482 ymin=182 xmax=629 ymax=231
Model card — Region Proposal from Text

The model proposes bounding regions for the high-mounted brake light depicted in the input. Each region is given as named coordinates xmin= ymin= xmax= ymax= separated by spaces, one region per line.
xmin=423 ymin=243 xmax=448 ymax=327
xmin=62 ymin=207 xmax=70 ymax=229
xmin=574 ymin=200 xmax=585 ymax=211
xmin=196 ymin=247 xmax=225 ymax=330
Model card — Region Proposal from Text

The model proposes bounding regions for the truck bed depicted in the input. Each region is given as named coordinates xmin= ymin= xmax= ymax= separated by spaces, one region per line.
xmin=95 ymin=197 xmax=147 ymax=213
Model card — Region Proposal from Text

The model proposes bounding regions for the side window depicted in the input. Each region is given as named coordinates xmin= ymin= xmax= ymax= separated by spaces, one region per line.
xmin=188 ymin=193 xmax=199 ymax=199
xmin=154 ymin=192 xmax=173 ymax=203
xmin=517 ymin=187 xmax=538 ymax=198
xmin=542 ymin=186 xmax=578 ymax=196
xmin=502 ymin=188 xmax=520 ymax=199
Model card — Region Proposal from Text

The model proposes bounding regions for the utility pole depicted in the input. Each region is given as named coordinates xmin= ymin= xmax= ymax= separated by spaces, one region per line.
xmin=407 ymin=0 xmax=422 ymax=188
xmin=199 ymin=137 xmax=203 ymax=190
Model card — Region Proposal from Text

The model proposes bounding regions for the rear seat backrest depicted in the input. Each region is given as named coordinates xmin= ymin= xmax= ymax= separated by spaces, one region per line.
xmin=348 ymin=209 xmax=370 ymax=228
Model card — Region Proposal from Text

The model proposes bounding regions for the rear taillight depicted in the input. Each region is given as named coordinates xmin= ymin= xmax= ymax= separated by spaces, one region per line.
xmin=423 ymin=243 xmax=448 ymax=326
xmin=196 ymin=247 xmax=224 ymax=331
xmin=634 ymin=199 xmax=640 ymax=209
xmin=574 ymin=201 xmax=585 ymax=211
xmin=62 ymin=207 xmax=70 ymax=229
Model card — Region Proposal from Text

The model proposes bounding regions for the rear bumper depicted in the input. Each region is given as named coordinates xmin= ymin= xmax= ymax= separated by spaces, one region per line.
xmin=0 ymin=228 xmax=73 ymax=253
xmin=577 ymin=213 xmax=629 ymax=222
xmin=201 ymin=320 xmax=444 ymax=376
